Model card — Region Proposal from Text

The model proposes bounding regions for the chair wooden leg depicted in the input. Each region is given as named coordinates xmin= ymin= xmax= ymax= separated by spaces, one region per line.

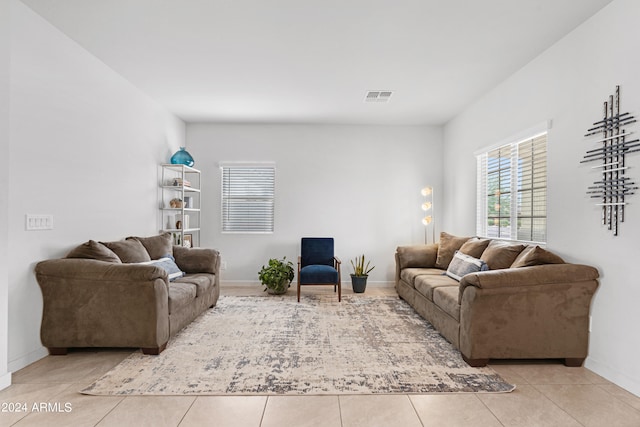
xmin=297 ymin=281 xmax=301 ymax=302
xmin=338 ymin=281 xmax=341 ymax=302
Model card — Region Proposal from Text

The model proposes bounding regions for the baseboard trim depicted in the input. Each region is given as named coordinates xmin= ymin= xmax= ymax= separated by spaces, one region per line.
xmin=8 ymin=346 xmax=48 ymax=374
xmin=0 ymin=371 xmax=11 ymax=391
xmin=222 ymin=280 xmax=395 ymax=288
xmin=585 ymin=357 xmax=640 ymax=397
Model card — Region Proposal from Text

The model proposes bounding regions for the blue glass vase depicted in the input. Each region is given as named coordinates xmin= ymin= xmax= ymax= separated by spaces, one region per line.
xmin=170 ymin=147 xmax=194 ymax=167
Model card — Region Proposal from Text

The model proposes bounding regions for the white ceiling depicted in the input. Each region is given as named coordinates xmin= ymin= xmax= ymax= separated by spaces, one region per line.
xmin=21 ymin=0 xmax=614 ymax=125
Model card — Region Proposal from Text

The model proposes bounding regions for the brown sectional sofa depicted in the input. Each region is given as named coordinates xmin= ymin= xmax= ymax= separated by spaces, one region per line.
xmin=395 ymin=233 xmax=599 ymax=367
xmin=35 ymin=233 xmax=220 ymax=355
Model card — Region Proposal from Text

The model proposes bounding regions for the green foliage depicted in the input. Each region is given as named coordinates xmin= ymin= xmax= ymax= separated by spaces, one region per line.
xmin=350 ymin=254 xmax=375 ymax=277
xmin=258 ymin=257 xmax=294 ymax=293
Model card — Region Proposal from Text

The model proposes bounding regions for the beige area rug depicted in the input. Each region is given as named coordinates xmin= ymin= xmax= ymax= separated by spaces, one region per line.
xmin=82 ymin=295 xmax=515 ymax=395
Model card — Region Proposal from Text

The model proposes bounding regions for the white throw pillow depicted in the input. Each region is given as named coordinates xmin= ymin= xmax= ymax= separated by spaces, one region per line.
xmin=138 ymin=256 xmax=185 ymax=281
xmin=445 ymin=250 xmax=489 ymax=281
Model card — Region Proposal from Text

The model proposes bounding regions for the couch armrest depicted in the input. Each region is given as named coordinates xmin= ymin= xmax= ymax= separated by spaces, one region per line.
xmin=458 ymin=264 xmax=600 ymax=361
xmin=35 ymin=258 xmax=170 ymax=349
xmin=395 ymin=244 xmax=438 ymax=286
xmin=396 ymin=244 xmax=438 ymax=269
xmin=173 ymin=246 xmax=220 ymax=274
xmin=459 ymin=264 xmax=599 ymax=302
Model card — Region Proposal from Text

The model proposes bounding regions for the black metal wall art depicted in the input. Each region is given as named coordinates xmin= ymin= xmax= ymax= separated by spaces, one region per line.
xmin=581 ymin=86 xmax=638 ymax=236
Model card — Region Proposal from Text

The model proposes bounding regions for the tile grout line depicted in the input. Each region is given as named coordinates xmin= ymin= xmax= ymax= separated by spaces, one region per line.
xmin=406 ymin=394 xmax=425 ymax=427
xmin=93 ymin=395 xmax=127 ymax=427
xmin=176 ymin=395 xmax=199 ymax=426
xmin=258 ymin=395 xmax=269 ymax=427
xmin=529 ymin=383 xmax=587 ymax=427
xmin=594 ymin=382 xmax=640 ymax=414
xmin=473 ymin=392 xmax=508 ymax=427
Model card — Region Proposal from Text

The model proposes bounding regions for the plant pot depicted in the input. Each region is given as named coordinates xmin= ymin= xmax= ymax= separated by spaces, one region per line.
xmin=350 ymin=274 xmax=368 ymax=293
xmin=266 ymin=287 xmax=287 ymax=295
xmin=265 ymin=280 xmax=290 ymax=295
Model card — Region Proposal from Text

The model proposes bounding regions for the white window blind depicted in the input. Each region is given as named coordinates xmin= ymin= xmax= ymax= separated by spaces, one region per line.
xmin=220 ymin=163 xmax=275 ymax=233
xmin=476 ymin=132 xmax=547 ymax=243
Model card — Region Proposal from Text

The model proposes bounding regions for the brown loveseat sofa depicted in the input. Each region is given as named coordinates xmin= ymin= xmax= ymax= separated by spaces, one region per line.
xmin=395 ymin=232 xmax=599 ymax=367
xmin=35 ymin=233 xmax=220 ymax=355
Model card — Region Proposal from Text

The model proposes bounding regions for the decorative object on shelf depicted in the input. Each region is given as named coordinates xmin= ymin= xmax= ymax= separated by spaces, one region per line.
xmin=169 ymin=198 xmax=183 ymax=208
xmin=581 ymin=85 xmax=638 ymax=236
xmin=258 ymin=257 xmax=294 ymax=295
xmin=421 ymin=186 xmax=435 ymax=244
xmin=176 ymin=214 xmax=189 ymax=230
xmin=171 ymin=177 xmax=191 ymax=187
xmin=350 ymin=254 xmax=375 ymax=293
xmin=170 ymin=147 xmax=195 ymax=167
xmin=171 ymin=232 xmax=182 ymax=246
xmin=183 ymin=234 xmax=193 ymax=248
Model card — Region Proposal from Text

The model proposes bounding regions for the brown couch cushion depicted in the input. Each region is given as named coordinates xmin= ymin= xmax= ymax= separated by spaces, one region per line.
xmin=511 ymin=245 xmax=565 ymax=268
xmin=173 ymin=273 xmax=215 ymax=298
xmin=414 ymin=274 xmax=458 ymax=301
xmin=101 ymin=239 xmax=151 ymax=263
xmin=66 ymin=240 xmax=122 ymax=263
xmin=400 ymin=268 xmax=443 ymax=288
xmin=127 ymin=232 xmax=173 ymax=260
xmin=480 ymin=240 xmax=526 ymax=270
xmin=433 ymin=286 xmax=461 ymax=321
xmin=458 ymin=238 xmax=491 ymax=258
xmin=168 ymin=282 xmax=197 ymax=314
xmin=435 ymin=232 xmax=472 ymax=269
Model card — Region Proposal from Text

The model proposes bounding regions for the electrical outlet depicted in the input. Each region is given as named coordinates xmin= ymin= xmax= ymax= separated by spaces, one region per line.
xmin=26 ymin=214 xmax=54 ymax=230
xmin=221 ymin=261 xmax=227 ymax=270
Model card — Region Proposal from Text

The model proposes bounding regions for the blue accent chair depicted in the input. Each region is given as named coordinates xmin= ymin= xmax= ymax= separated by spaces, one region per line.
xmin=297 ymin=238 xmax=341 ymax=302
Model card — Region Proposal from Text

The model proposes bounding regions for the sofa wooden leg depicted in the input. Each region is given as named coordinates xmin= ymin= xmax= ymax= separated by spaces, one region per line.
xmin=141 ymin=342 xmax=167 ymax=355
xmin=564 ymin=358 xmax=585 ymax=367
xmin=47 ymin=347 xmax=68 ymax=355
xmin=462 ymin=355 xmax=489 ymax=367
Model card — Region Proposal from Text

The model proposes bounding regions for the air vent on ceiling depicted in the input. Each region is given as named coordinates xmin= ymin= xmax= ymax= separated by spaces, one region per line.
xmin=365 ymin=91 xmax=393 ymax=103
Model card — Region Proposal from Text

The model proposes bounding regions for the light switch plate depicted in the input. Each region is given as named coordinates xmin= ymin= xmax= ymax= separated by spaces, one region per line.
xmin=26 ymin=214 xmax=54 ymax=230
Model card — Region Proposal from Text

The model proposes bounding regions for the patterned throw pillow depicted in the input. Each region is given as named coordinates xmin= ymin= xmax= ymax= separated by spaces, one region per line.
xmin=138 ymin=255 xmax=185 ymax=281
xmin=445 ymin=251 xmax=489 ymax=281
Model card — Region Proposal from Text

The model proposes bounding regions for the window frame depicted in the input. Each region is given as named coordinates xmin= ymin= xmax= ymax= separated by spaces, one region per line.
xmin=220 ymin=162 xmax=276 ymax=234
xmin=475 ymin=122 xmax=549 ymax=244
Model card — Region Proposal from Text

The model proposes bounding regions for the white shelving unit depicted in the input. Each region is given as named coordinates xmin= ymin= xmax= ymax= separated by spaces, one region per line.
xmin=160 ymin=164 xmax=201 ymax=247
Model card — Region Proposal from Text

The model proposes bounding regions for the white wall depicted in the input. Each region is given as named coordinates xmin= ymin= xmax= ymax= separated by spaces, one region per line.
xmin=188 ymin=123 xmax=442 ymax=284
xmin=443 ymin=0 xmax=640 ymax=396
xmin=7 ymin=0 xmax=185 ymax=371
xmin=0 ymin=0 xmax=11 ymax=390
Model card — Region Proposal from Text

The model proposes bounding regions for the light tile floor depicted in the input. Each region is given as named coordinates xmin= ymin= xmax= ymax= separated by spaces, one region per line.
xmin=1 ymin=284 xmax=639 ymax=427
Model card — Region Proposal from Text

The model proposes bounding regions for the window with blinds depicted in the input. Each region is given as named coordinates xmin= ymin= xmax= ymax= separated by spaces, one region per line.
xmin=220 ymin=163 xmax=275 ymax=233
xmin=476 ymin=132 xmax=547 ymax=243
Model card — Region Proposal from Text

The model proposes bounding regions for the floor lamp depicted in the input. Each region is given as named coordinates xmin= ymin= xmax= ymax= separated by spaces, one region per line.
xmin=421 ymin=186 xmax=435 ymax=244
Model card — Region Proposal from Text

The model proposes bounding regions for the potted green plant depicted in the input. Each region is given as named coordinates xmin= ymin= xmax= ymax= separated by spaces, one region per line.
xmin=350 ymin=255 xmax=375 ymax=293
xmin=258 ymin=257 xmax=295 ymax=295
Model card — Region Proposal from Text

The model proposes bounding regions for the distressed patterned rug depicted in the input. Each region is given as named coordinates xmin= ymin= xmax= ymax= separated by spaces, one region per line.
xmin=82 ymin=295 xmax=515 ymax=395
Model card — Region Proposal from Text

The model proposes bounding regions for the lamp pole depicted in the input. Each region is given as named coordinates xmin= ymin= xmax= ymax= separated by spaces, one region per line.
xmin=421 ymin=186 xmax=434 ymax=244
